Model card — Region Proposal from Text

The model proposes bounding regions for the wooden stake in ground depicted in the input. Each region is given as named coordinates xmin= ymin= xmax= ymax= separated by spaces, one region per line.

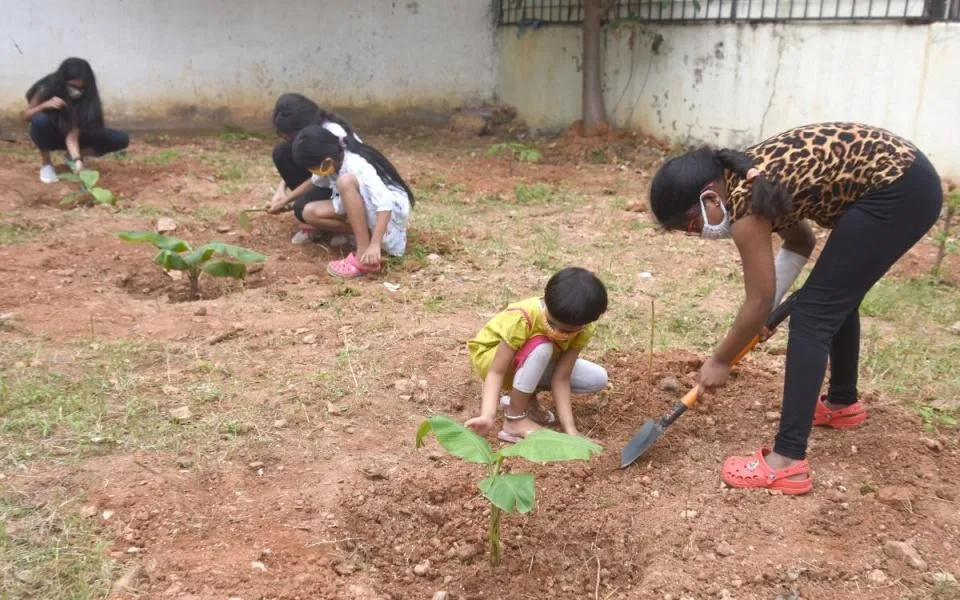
xmin=933 ymin=183 xmax=959 ymax=280
xmin=649 ymin=295 xmax=655 ymax=377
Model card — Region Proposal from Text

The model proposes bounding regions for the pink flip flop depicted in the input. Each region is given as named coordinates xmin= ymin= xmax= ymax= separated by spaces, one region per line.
xmin=327 ymin=252 xmax=380 ymax=279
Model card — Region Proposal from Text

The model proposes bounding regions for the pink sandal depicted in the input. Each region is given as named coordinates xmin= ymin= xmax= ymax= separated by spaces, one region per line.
xmin=813 ymin=395 xmax=867 ymax=429
xmin=327 ymin=252 xmax=380 ymax=279
xmin=722 ymin=448 xmax=812 ymax=495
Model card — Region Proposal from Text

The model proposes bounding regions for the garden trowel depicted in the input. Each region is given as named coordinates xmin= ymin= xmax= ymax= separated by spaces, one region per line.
xmin=238 ymin=205 xmax=291 ymax=232
xmin=620 ymin=293 xmax=797 ymax=469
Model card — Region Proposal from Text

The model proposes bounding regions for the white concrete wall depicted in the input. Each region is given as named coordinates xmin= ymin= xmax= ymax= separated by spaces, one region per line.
xmin=496 ymin=21 xmax=960 ymax=178
xmin=1 ymin=0 xmax=498 ymax=129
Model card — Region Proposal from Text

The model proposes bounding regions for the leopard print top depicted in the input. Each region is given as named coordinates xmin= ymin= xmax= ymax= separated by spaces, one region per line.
xmin=725 ymin=123 xmax=918 ymax=231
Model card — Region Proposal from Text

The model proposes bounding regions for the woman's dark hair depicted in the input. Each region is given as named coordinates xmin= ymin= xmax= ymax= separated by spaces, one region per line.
xmin=26 ymin=57 xmax=104 ymax=134
xmin=292 ymin=125 xmax=415 ymax=206
xmin=272 ymin=93 xmax=357 ymax=139
xmin=544 ymin=267 xmax=608 ymax=327
xmin=649 ymin=147 xmax=790 ymax=229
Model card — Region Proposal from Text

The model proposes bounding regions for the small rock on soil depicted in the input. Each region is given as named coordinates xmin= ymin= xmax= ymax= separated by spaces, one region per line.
xmin=659 ymin=376 xmax=680 ymax=392
xmin=876 ymin=486 xmax=915 ymax=511
xmin=883 ymin=540 xmax=927 ymax=570
xmin=169 ymin=406 xmax=192 ymax=422
xmin=866 ymin=569 xmax=888 ymax=585
xmin=414 ymin=560 xmax=430 ymax=576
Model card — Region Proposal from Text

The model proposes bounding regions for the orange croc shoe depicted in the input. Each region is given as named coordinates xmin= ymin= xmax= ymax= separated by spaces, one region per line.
xmin=813 ymin=395 xmax=867 ymax=429
xmin=722 ymin=448 xmax=812 ymax=495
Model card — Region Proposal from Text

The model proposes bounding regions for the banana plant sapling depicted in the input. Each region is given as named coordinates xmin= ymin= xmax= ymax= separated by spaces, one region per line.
xmin=59 ymin=169 xmax=115 ymax=207
xmin=415 ymin=415 xmax=601 ymax=566
xmin=117 ymin=231 xmax=266 ymax=300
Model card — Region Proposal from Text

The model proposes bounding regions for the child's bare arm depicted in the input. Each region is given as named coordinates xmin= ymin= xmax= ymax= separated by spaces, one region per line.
xmin=466 ymin=343 xmax=516 ymax=435
xmin=551 ymin=348 xmax=581 ymax=436
xmin=269 ymin=179 xmax=313 ymax=213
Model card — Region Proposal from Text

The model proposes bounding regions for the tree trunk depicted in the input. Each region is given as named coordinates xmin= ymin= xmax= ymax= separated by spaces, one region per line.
xmin=582 ymin=0 xmax=609 ymax=137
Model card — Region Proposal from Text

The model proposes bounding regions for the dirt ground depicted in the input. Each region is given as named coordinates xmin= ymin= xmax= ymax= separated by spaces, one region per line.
xmin=1 ymin=127 xmax=959 ymax=600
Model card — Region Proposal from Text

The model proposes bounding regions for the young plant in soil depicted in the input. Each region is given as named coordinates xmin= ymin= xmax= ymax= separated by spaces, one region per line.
xmin=932 ymin=185 xmax=960 ymax=281
xmin=416 ymin=415 xmax=601 ymax=566
xmin=117 ymin=231 xmax=266 ymax=300
xmin=59 ymin=169 xmax=115 ymax=207
xmin=486 ymin=142 xmax=542 ymax=176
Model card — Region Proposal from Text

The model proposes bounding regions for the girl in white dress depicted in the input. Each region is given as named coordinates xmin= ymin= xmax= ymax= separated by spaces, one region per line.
xmin=283 ymin=124 xmax=414 ymax=278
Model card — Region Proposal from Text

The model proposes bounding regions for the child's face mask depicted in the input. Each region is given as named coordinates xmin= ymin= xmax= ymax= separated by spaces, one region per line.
xmin=309 ymin=159 xmax=336 ymax=177
xmin=542 ymin=302 xmax=584 ymax=342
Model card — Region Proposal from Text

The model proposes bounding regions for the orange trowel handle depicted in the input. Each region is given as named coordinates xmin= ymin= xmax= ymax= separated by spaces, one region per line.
xmin=679 ymin=294 xmax=797 ymax=410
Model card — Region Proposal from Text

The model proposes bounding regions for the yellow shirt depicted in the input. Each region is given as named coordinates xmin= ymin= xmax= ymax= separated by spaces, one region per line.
xmin=467 ymin=296 xmax=596 ymax=389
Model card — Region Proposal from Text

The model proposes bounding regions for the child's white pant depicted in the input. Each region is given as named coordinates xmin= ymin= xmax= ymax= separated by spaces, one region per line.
xmin=512 ymin=342 xmax=608 ymax=394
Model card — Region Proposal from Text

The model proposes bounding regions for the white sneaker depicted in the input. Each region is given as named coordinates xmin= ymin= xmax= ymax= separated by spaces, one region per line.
xmin=329 ymin=234 xmax=356 ymax=248
xmin=291 ymin=227 xmax=317 ymax=245
xmin=39 ymin=164 xmax=58 ymax=184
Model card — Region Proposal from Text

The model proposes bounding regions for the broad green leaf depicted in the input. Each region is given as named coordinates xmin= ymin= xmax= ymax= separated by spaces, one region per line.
xmin=415 ymin=416 xmax=494 ymax=464
xmin=182 ymin=247 xmax=217 ymax=267
xmin=518 ymin=149 xmax=542 ymax=163
xmin=478 ymin=473 xmax=535 ymax=513
xmin=117 ymin=231 xmax=191 ymax=252
xmin=202 ymin=260 xmax=247 ymax=279
xmin=154 ymin=249 xmax=190 ymax=271
xmin=497 ymin=429 xmax=602 ymax=463
xmin=79 ymin=169 xmax=100 ymax=189
xmin=59 ymin=173 xmax=81 ymax=182
xmin=198 ymin=242 xmax=266 ymax=264
xmin=415 ymin=420 xmax=433 ymax=449
xmin=90 ymin=187 xmax=114 ymax=205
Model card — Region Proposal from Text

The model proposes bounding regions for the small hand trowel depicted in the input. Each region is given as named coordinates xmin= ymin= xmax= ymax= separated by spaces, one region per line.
xmin=620 ymin=293 xmax=797 ymax=469
xmin=238 ymin=205 xmax=291 ymax=232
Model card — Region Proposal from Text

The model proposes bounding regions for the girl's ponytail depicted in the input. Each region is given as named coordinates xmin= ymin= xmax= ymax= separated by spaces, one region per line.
xmin=316 ymin=109 xmax=358 ymax=141
xmin=714 ymin=149 xmax=790 ymax=220
xmin=342 ymin=136 xmax=416 ymax=207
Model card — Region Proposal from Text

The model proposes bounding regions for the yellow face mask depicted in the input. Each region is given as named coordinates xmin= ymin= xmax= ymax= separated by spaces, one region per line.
xmin=547 ymin=329 xmax=575 ymax=342
xmin=309 ymin=159 xmax=336 ymax=177
xmin=541 ymin=300 xmax=583 ymax=342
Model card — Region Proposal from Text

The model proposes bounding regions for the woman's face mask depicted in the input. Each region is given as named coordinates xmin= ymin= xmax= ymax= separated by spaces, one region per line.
xmin=699 ymin=193 xmax=732 ymax=240
xmin=67 ymin=86 xmax=84 ymax=100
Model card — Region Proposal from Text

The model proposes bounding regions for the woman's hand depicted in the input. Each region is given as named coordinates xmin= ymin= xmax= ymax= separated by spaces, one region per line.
xmin=699 ymin=357 xmax=731 ymax=391
xmin=360 ymin=241 xmax=381 ymax=266
xmin=43 ymin=96 xmax=66 ymax=110
xmin=267 ymin=195 xmax=289 ymax=214
xmin=72 ymin=159 xmax=84 ymax=173
xmin=759 ymin=325 xmax=776 ymax=343
xmin=271 ymin=186 xmax=286 ymax=207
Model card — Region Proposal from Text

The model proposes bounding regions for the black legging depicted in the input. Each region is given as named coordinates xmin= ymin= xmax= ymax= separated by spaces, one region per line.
xmin=272 ymin=141 xmax=331 ymax=223
xmin=29 ymin=112 xmax=129 ymax=155
xmin=774 ymin=152 xmax=943 ymax=460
